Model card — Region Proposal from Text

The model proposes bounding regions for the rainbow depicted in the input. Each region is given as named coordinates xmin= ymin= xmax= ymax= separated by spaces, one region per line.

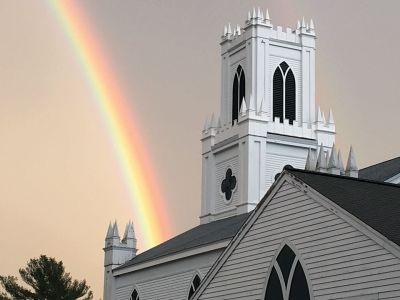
xmin=48 ymin=1 xmax=171 ymax=249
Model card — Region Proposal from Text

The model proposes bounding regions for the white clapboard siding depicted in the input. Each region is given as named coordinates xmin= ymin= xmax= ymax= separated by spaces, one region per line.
xmin=198 ymin=181 xmax=400 ymax=300
xmin=115 ymin=266 xmax=211 ymax=300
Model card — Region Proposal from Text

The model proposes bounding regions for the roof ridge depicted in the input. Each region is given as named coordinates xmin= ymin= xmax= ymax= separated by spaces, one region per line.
xmin=286 ymin=167 xmax=400 ymax=189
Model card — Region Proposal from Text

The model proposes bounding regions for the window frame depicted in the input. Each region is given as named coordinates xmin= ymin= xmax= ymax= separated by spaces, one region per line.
xmin=187 ymin=272 xmax=202 ymax=300
xmin=272 ymin=62 xmax=296 ymax=124
xmin=262 ymin=240 xmax=314 ymax=300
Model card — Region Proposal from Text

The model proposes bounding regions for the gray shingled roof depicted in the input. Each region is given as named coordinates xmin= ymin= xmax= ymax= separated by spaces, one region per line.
xmin=116 ymin=212 xmax=250 ymax=270
xmin=359 ymin=157 xmax=400 ymax=182
xmin=288 ymin=168 xmax=400 ymax=247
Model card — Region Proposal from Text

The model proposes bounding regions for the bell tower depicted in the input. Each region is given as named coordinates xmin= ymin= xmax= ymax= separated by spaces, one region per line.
xmin=200 ymin=9 xmax=336 ymax=224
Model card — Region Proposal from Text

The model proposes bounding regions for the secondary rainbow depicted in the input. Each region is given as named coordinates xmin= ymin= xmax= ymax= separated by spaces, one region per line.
xmin=48 ymin=1 xmax=171 ymax=248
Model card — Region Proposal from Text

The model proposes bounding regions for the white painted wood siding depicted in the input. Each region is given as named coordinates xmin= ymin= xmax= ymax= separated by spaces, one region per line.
xmin=198 ymin=182 xmax=400 ymax=300
xmin=113 ymin=251 xmax=220 ymax=300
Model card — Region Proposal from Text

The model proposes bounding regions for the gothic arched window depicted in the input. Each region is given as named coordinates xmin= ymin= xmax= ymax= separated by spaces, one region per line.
xmin=130 ymin=289 xmax=139 ymax=300
xmin=232 ymin=65 xmax=245 ymax=125
xmin=264 ymin=245 xmax=310 ymax=300
xmin=273 ymin=62 xmax=296 ymax=124
xmin=188 ymin=274 xmax=201 ymax=299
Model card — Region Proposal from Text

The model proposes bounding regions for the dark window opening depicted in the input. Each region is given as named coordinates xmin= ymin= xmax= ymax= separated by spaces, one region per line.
xmin=188 ymin=275 xmax=201 ymax=299
xmin=276 ymin=245 xmax=296 ymax=285
xmin=130 ymin=289 xmax=139 ymax=300
xmin=264 ymin=245 xmax=310 ymax=300
xmin=273 ymin=62 xmax=296 ymax=124
xmin=232 ymin=65 xmax=245 ymax=125
xmin=264 ymin=267 xmax=284 ymax=300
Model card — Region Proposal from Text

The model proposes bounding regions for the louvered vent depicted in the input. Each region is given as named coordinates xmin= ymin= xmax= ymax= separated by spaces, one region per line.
xmin=232 ymin=65 xmax=245 ymax=125
xmin=285 ymin=69 xmax=296 ymax=124
xmin=273 ymin=68 xmax=284 ymax=123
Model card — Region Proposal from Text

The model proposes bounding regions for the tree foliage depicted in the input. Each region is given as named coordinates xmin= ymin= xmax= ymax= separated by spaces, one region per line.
xmin=0 ymin=255 xmax=93 ymax=300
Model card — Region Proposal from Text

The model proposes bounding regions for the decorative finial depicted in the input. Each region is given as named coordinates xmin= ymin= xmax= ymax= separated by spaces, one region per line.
xmin=236 ymin=24 xmax=241 ymax=35
xmin=266 ymin=9 xmax=270 ymax=20
xmin=310 ymin=19 xmax=315 ymax=30
xmin=252 ymin=7 xmax=256 ymax=19
xmin=345 ymin=146 xmax=359 ymax=177
xmin=223 ymin=25 xmax=227 ymax=36
xmin=301 ymin=17 xmax=306 ymax=28
xmin=227 ymin=23 xmax=232 ymax=35
xmin=247 ymin=11 xmax=251 ymax=21
xmin=240 ymin=97 xmax=247 ymax=116
xmin=316 ymin=144 xmax=327 ymax=172
xmin=305 ymin=148 xmax=316 ymax=171
xmin=297 ymin=20 xmax=301 ymax=29
xmin=328 ymin=109 xmax=334 ymax=124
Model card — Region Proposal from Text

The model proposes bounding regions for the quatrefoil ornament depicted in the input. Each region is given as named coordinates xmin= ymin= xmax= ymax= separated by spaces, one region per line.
xmin=221 ymin=168 xmax=237 ymax=201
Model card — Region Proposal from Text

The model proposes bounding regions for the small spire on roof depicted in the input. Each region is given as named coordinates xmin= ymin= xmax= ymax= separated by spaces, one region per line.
xmin=227 ymin=23 xmax=232 ymax=35
xmin=316 ymin=144 xmax=327 ymax=172
xmin=252 ymin=7 xmax=256 ymax=19
xmin=328 ymin=144 xmax=340 ymax=175
xmin=310 ymin=19 xmax=315 ymax=30
xmin=266 ymin=9 xmax=270 ymax=20
xmin=337 ymin=149 xmax=345 ymax=174
xmin=305 ymin=148 xmax=316 ymax=171
xmin=345 ymin=146 xmax=359 ymax=177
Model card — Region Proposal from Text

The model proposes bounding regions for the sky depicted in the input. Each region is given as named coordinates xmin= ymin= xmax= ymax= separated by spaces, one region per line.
xmin=1 ymin=0 xmax=400 ymax=298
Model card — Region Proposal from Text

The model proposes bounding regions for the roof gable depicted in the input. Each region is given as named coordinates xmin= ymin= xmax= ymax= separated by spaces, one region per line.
xmin=192 ymin=170 xmax=400 ymax=299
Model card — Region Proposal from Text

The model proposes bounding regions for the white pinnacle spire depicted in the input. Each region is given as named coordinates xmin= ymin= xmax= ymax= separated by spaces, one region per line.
xmin=252 ymin=8 xmax=256 ymax=19
xmin=337 ymin=149 xmax=345 ymax=173
xmin=236 ymin=24 xmax=241 ymax=35
xmin=305 ymin=148 xmax=316 ymax=171
xmin=258 ymin=97 xmax=264 ymax=115
xmin=317 ymin=107 xmax=323 ymax=123
xmin=203 ymin=116 xmax=210 ymax=131
xmin=316 ymin=144 xmax=327 ymax=172
xmin=301 ymin=17 xmax=306 ymax=28
xmin=223 ymin=25 xmax=227 ymax=36
xmin=209 ymin=113 xmax=217 ymax=128
xmin=310 ymin=19 xmax=315 ymax=30
xmin=112 ymin=221 xmax=120 ymax=238
xmin=105 ymin=222 xmax=113 ymax=239
xmin=345 ymin=146 xmax=359 ymax=177
xmin=247 ymin=11 xmax=251 ymax=21
xmin=240 ymin=97 xmax=247 ymax=116
xmin=227 ymin=23 xmax=232 ymax=35
xmin=328 ymin=108 xmax=334 ymax=124
xmin=328 ymin=144 xmax=340 ymax=175
xmin=249 ymin=93 xmax=256 ymax=111
xmin=322 ymin=112 xmax=326 ymax=124
xmin=297 ymin=20 xmax=301 ymax=29
xmin=265 ymin=9 xmax=270 ymax=20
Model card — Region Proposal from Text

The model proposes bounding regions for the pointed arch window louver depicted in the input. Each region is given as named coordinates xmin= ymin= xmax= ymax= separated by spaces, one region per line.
xmin=188 ymin=274 xmax=201 ymax=299
xmin=273 ymin=62 xmax=296 ymax=124
xmin=264 ymin=245 xmax=310 ymax=300
xmin=232 ymin=65 xmax=245 ymax=125
xmin=130 ymin=289 xmax=139 ymax=300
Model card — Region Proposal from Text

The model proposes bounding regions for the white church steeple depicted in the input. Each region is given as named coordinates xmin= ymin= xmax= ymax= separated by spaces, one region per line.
xmin=200 ymin=9 xmax=336 ymax=224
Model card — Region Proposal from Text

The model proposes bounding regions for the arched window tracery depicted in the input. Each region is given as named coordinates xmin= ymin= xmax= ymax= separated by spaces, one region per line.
xmin=264 ymin=244 xmax=310 ymax=300
xmin=188 ymin=274 xmax=201 ymax=299
xmin=273 ymin=62 xmax=296 ymax=124
xmin=232 ymin=65 xmax=245 ymax=125
xmin=130 ymin=289 xmax=139 ymax=300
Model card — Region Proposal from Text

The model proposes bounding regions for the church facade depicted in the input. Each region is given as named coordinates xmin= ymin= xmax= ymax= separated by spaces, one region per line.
xmin=103 ymin=9 xmax=400 ymax=300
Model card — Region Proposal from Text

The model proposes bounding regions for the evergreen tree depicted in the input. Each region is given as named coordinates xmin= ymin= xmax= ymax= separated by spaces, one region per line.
xmin=0 ymin=255 xmax=93 ymax=300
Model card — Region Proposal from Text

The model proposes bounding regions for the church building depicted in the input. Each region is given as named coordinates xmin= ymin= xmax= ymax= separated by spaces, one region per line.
xmin=103 ymin=9 xmax=400 ymax=300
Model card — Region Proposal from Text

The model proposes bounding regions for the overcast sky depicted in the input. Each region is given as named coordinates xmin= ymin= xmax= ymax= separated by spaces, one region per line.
xmin=1 ymin=1 xmax=399 ymax=297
